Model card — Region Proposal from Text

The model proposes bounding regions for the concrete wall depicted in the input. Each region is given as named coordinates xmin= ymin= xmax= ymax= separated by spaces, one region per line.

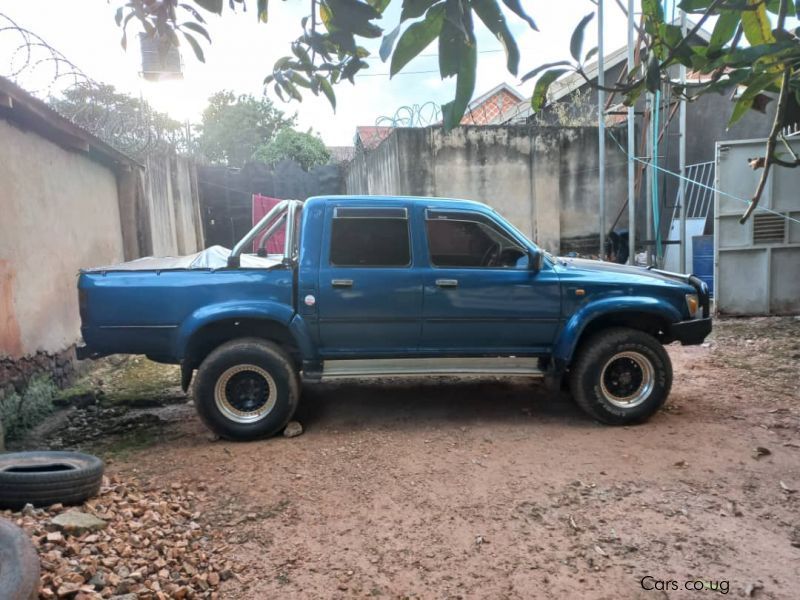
xmin=345 ymin=126 xmax=629 ymax=254
xmin=0 ymin=119 xmax=125 ymax=360
xmin=0 ymin=122 xmax=204 ymax=390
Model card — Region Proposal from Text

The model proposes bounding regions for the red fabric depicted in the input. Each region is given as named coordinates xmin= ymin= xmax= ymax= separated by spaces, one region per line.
xmin=252 ymin=194 xmax=285 ymax=254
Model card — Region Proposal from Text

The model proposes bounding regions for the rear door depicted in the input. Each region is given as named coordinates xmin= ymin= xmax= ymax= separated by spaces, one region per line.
xmin=316 ymin=205 xmax=423 ymax=356
xmin=420 ymin=208 xmax=561 ymax=354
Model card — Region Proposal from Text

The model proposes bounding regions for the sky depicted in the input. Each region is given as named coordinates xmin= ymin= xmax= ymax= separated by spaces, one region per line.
xmin=2 ymin=0 xmax=633 ymax=146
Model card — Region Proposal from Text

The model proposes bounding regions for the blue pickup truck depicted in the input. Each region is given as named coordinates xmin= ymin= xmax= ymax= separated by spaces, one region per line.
xmin=77 ymin=196 xmax=711 ymax=440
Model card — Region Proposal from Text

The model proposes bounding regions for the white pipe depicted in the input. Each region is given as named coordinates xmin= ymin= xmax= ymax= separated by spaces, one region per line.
xmin=597 ymin=0 xmax=606 ymax=260
xmin=627 ymin=0 xmax=635 ymax=264
xmin=678 ymin=9 xmax=688 ymax=273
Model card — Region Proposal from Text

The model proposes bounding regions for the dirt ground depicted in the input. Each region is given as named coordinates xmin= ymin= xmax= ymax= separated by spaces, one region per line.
xmin=17 ymin=317 xmax=800 ymax=598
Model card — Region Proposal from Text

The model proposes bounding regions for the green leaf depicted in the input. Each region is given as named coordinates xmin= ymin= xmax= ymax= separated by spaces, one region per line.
xmin=181 ymin=21 xmax=211 ymax=43
xmin=531 ymin=68 xmax=568 ymax=111
xmin=114 ymin=7 xmax=124 ymax=26
xmin=194 ymin=0 xmax=223 ymax=14
xmin=182 ymin=31 xmax=205 ymax=62
xmin=400 ymin=0 xmax=439 ymax=22
xmin=584 ymin=46 xmax=598 ymax=63
xmin=645 ymin=54 xmax=660 ymax=93
xmin=501 ymin=0 xmax=537 ymax=30
xmin=318 ymin=77 xmax=337 ymax=110
xmin=257 ymin=0 xmax=269 ymax=22
xmin=380 ymin=25 xmax=401 ymax=61
xmin=678 ymin=0 xmax=714 ymax=12
xmin=390 ymin=4 xmax=445 ymax=76
xmin=520 ymin=60 xmax=572 ymax=83
xmin=439 ymin=0 xmax=472 ymax=78
xmin=708 ymin=10 xmax=740 ymax=52
xmin=441 ymin=41 xmax=477 ymax=130
xmin=741 ymin=0 xmax=776 ymax=46
xmin=570 ymin=13 xmax=594 ymax=63
xmin=471 ymin=0 xmax=519 ymax=75
xmin=368 ymin=0 xmax=392 ymax=13
xmin=728 ymin=72 xmax=780 ymax=126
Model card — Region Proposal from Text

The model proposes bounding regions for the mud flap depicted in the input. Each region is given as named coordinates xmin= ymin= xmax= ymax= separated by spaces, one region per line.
xmin=181 ymin=361 xmax=193 ymax=392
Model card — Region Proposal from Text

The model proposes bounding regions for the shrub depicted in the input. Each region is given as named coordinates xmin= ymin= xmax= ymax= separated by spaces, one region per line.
xmin=0 ymin=375 xmax=57 ymax=442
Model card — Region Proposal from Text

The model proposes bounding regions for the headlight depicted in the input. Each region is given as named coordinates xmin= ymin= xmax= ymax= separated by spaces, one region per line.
xmin=685 ymin=293 xmax=699 ymax=319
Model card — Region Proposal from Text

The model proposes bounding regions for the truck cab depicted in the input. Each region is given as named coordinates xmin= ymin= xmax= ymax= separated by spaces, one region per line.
xmin=78 ymin=195 xmax=711 ymax=440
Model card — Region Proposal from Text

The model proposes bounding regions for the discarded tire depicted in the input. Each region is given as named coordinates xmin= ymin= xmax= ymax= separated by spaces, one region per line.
xmin=0 ymin=517 xmax=40 ymax=599
xmin=0 ymin=451 xmax=104 ymax=510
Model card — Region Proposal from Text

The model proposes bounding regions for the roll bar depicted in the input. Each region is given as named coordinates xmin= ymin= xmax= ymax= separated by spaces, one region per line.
xmin=227 ymin=200 xmax=302 ymax=268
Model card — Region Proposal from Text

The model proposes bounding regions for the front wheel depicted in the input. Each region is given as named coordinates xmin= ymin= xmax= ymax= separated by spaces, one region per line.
xmin=569 ymin=327 xmax=672 ymax=425
xmin=193 ymin=338 xmax=300 ymax=441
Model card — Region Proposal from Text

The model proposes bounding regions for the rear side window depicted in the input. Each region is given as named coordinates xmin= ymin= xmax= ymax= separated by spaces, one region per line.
xmin=330 ymin=209 xmax=411 ymax=267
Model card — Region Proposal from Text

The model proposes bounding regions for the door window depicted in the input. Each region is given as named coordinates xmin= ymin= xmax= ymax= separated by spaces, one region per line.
xmin=330 ymin=208 xmax=411 ymax=267
xmin=426 ymin=212 xmax=526 ymax=268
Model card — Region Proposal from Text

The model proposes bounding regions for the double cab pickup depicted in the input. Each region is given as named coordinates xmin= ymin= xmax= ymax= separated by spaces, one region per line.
xmin=78 ymin=196 xmax=711 ymax=440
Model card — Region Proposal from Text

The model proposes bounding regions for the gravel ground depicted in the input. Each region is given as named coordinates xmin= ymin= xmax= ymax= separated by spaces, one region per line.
xmin=11 ymin=316 xmax=800 ymax=599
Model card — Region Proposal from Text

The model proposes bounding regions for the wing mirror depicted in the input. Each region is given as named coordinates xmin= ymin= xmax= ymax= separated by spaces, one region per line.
xmin=529 ymin=249 xmax=544 ymax=273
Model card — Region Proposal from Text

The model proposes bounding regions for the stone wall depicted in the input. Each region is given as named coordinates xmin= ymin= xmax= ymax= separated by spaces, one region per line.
xmin=344 ymin=125 xmax=630 ymax=255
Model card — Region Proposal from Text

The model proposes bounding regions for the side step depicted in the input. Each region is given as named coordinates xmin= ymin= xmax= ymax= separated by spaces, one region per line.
xmin=318 ymin=357 xmax=545 ymax=381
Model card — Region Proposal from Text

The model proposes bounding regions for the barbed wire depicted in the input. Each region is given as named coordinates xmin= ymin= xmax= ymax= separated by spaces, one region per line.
xmin=0 ymin=12 xmax=188 ymax=158
xmin=375 ymin=102 xmax=442 ymax=128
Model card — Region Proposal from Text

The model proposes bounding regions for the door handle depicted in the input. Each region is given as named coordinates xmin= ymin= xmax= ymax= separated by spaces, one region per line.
xmin=435 ymin=279 xmax=458 ymax=288
xmin=331 ymin=279 xmax=353 ymax=288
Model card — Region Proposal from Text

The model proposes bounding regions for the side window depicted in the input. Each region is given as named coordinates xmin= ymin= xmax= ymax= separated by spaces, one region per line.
xmin=330 ymin=209 xmax=411 ymax=267
xmin=426 ymin=212 xmax=526 ymax=268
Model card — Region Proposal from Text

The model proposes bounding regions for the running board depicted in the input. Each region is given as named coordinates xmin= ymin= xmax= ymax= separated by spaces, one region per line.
xmin=317 ymin=357 xmax=545 ymax=381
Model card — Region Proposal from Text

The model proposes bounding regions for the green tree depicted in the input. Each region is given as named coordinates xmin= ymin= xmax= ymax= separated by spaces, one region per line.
xmin=112 ymin=0 xmax=800 ymax=221
xmin=196 ymin=91 xmax=296 ymax=166
xmin=253 ymin=128 xmax=331 ymax=169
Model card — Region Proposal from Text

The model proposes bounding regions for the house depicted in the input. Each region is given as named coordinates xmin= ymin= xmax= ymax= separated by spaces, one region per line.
xmin=460 ymin=83 xmax=524 ymax=125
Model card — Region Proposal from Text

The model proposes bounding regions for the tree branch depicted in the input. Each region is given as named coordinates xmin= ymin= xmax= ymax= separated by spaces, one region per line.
xmin=740 ymin=65 xmax=792 ymax=223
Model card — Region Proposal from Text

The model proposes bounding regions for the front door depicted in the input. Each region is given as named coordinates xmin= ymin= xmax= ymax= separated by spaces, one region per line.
xmin=317 ymin=205 xmax=423 ymax=356
xmin=420 ymin=208 xmax=561 ymax=354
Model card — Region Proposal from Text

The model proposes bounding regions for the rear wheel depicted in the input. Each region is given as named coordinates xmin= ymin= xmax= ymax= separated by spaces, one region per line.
xmin=193 ymin=338 xmax=300 ymax=441
xmin=570 ymin=327 xmax=672 ymax=425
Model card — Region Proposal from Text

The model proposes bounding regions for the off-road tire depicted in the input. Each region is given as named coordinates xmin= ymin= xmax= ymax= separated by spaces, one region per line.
xmin=193 ymin=338 xmax=300 ymax=441
xmin=570 ymin=327 xmax=672 ymax=425
xmin=0 ymin=517 xmax=40 ymax=599
xmin=0 ymin=451 xmax=104 ymax=510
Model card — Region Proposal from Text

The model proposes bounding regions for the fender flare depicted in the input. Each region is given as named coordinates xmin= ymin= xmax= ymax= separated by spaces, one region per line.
xmin=552 ymin=296 xmax=682 ymax=366
xmin=174 ymin=301 xmax=317 ymax=362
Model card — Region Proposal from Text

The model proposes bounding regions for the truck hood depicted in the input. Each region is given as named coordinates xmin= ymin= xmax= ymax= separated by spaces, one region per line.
xmin=82 ymin=245 xmax=281 ymax=272
xmin=554 ymin=257 xmax=689 ymax=286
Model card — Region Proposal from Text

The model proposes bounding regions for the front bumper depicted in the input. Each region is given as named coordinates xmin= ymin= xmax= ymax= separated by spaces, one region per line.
xmin=669 ymin=317 xmax=712 ymax=345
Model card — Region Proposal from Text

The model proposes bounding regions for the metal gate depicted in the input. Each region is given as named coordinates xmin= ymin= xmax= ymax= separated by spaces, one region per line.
xmin=714 ymin=138 xmax=800 ymax=315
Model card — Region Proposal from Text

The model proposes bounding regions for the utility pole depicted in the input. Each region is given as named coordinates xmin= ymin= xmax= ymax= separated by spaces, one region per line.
xmin=597 ymin=0 xmax=606 ymax=260
xmin=627 ymin=0 xmax=635 ymax=265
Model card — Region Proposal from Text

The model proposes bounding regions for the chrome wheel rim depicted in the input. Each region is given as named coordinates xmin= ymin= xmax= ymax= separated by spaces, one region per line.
xmin=599 ymin=351 xmax=654 ymax=408
xmin=214 ymin=364 xmax=277 ymax=424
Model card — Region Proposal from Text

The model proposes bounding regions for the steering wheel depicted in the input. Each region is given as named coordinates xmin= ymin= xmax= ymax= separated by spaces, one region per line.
xmin=480 ymin=243 xmax=500 ymax=267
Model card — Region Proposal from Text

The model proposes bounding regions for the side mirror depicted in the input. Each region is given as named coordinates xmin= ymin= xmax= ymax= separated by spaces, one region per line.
xmin=529 ymin=249 xmax=544 ymax=273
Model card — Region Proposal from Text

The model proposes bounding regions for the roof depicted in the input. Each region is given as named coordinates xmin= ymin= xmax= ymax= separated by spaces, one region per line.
xmin=500 ymin=18 xmax=712 ymax=123
xmin=0 ymin=76 xmax=140 ymax=172
xmin=461 ymin=83 xmax=525 ymax=125
xmin=355 ymin=126 xmax=394 ymax=151
xmin=306 ymin=194 xmax=490 ymax=212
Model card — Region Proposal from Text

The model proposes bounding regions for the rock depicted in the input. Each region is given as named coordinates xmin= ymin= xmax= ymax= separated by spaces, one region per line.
xmin=51 ymin=511 xmax=108 ymax=535
xmin=110 ymin=594 xmax=138 ymax=600
xmin=283 ymin=421 xmax=303 ymax=438
xmin=22 ymin=502 xmax=36 ymax=516
xmin=752 ymin=446 xmax=771 ymax=459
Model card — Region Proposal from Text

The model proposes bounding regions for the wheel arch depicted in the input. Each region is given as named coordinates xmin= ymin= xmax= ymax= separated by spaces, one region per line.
xmin=176 ymin=302 xmax=316 ymax=376
xmin=554 ymin=298 xmax=681 ymax=368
